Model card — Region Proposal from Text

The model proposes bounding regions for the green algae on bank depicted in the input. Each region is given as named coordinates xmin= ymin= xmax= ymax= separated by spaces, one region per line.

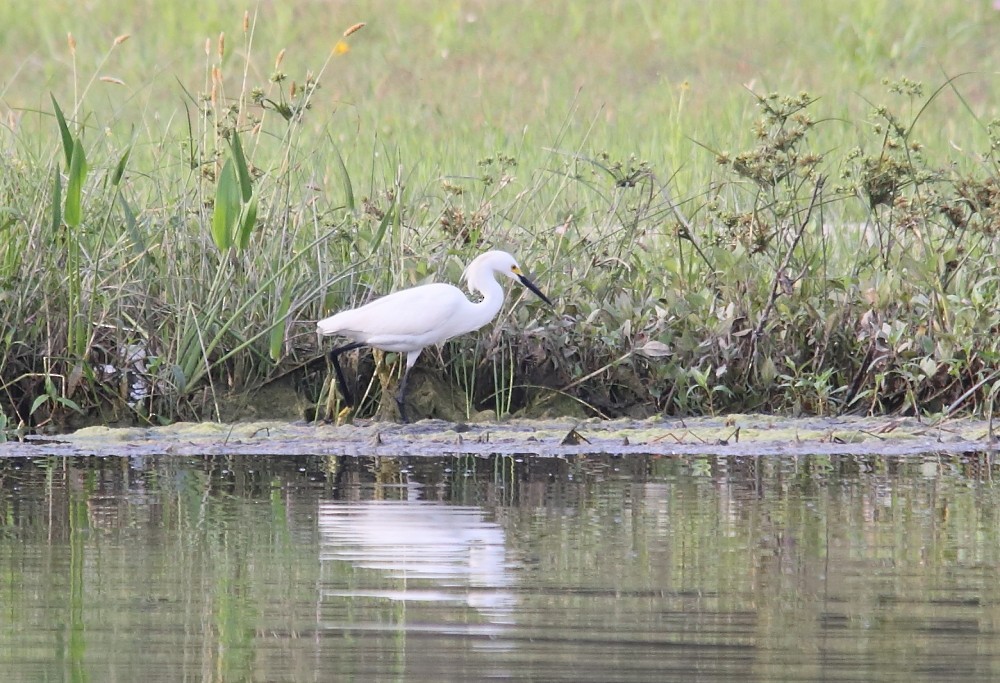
xmin=2 ymin=416 xmax=996 ymax=458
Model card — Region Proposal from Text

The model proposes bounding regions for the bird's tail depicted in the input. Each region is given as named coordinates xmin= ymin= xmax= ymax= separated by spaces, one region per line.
xmin=316 ymin=314 xmax=343 ymax=336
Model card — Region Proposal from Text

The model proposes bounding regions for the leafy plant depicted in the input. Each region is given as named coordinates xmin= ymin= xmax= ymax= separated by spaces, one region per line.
xmin=1 ymin=2 xmax=999 ymax=425
xmin=210 ymin=132 xmax=258 ymax=252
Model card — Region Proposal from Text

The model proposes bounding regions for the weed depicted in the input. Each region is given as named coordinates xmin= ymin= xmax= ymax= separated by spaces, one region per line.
xmin=1 ymin=3 xmax=999 ymax=425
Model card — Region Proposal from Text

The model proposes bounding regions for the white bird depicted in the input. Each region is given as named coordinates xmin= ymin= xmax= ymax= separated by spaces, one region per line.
xmin=317 ymin=250 xmax=552 ymax=422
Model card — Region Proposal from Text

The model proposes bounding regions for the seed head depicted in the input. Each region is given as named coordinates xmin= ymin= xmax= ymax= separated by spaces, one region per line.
xmin=343 ymin=22 xmax=365 ymax=37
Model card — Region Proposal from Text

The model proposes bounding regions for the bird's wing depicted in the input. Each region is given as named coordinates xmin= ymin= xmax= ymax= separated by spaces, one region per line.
xmin=319 ymin=283 xmax=469 ymax=350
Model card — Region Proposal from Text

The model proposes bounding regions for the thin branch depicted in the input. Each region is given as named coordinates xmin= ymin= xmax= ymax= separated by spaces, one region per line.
xmin=746 ymin=176 xmax=826 ymax=377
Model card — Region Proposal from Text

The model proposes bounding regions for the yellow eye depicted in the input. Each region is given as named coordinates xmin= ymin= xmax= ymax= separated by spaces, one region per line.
xmin=511 ymin=266 xmax=521 ymax=274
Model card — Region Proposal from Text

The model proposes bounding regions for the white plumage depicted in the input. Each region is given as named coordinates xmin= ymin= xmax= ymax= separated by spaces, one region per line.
xmin=317 ymin=250 xmax=551 ymax=421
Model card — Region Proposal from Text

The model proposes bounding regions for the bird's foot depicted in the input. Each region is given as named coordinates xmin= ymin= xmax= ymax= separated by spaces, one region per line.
xmin=325 ymin=376 xmax=354 ymax=425
xmin=335 ymin=405 xmax=354 ymax=426
xmin=324 ymin=377 xmax=339 ymax=420
xmin=395 ymin=397 xmax=410 ymax=424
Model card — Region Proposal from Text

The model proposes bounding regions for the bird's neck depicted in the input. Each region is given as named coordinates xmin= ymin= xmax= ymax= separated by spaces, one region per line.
xmin=464 ymin=280 xmax=506 ymax=333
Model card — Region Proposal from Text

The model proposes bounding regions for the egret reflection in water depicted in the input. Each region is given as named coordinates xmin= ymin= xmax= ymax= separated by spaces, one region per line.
xmin=318 ymin=500 xmax=517 ymax=625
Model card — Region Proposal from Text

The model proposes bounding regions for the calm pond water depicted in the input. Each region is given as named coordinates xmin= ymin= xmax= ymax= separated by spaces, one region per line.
xmin=2 ymin=451 xmax=1000 ymax=682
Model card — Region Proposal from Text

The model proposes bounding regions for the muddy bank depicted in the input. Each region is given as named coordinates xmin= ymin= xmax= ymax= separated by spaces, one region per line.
xmin=0 ymin=415 xmax=996 ymax=458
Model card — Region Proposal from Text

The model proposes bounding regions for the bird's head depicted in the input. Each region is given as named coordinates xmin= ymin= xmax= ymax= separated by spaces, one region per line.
xmin=463 ymin=250 xmax=553 ymax=306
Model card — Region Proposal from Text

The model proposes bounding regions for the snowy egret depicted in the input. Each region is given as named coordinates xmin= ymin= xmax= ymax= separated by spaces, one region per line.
xmin=317 ymin=250 xmax=552 ymax=422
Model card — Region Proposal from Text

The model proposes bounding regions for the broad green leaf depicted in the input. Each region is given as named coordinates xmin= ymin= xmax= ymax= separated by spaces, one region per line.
xmin=211 ymin=158 xmax=240 ymax=251
xmin=51 ymin=165 xmax=62 ymax=234
xmin=29 ymin=394 xmax=49 ymax=415
xmin=229 ymin=132 xmax=253 ymax=202
xmin=64 ymin=137 xmax=88 ymax=227
xmin=111 ymin=145 xmax=132 ymax=186
xmin=370 ymin=202 xmax=393 ymax=252
xmin=50 ymin=94 xmax=73 ymax=168
xmin=54 ymin=395 xmax=84 ymax=413
xmin=236 ymin=191 xmax=258 ymax=251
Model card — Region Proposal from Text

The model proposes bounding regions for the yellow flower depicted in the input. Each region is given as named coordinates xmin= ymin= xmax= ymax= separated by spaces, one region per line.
xmin=333 ymin=40 xmax=350 ymax=55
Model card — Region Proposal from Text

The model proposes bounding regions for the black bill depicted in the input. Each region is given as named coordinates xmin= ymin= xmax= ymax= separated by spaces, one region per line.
xmin=518 ymin=274 xmax=554 ymax=306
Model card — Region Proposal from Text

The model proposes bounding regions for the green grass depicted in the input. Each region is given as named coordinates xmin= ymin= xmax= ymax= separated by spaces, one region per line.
xmin=1 ymin=0 xmax=999 ymax=429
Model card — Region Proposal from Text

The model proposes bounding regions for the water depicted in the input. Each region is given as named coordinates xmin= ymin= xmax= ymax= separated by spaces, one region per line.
xmin=1 ymin=452 xmax=999 ymax=681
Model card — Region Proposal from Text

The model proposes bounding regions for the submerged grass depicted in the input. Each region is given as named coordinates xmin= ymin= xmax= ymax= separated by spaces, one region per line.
xmin=0 ymin=0 xmax=999 ymax=430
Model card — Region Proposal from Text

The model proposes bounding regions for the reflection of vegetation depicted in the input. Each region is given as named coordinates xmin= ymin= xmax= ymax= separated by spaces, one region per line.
xmin=1 ymin=452 xmax=999 ymax=679
xmin=67 ymin=477 xmax=88 ymax=683
xmin=0 ymin=456 xmax=338 ymax=680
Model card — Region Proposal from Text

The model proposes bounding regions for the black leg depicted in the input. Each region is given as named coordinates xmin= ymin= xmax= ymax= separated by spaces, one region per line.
xmin=328 ymin=342 xmax=366 ymax=408
xmin=395 ymin=366 xmax=412 ymax=423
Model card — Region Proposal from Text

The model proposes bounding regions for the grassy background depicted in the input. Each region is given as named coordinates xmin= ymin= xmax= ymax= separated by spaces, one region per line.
xmin=1 ymin=0 xmax=999 ymax=429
